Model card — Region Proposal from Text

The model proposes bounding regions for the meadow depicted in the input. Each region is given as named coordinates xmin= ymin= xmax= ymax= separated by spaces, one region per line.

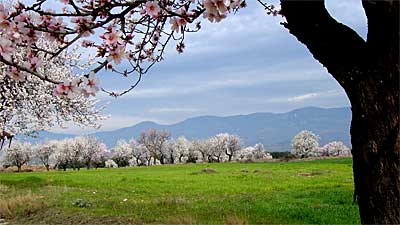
xmin=0 ymin=158 xmax=360 ymax=224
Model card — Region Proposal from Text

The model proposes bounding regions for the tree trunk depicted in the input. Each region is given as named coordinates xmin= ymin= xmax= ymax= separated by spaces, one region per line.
xmin=226 ymin=150 xmax=232 ymax=162
xmin=349 ymin=70 xmax=399 ymax=223
xmin=279 ymin=0 xmax=399 ymax=223
xmin=45 ymin=165 xmax=50 ymax=171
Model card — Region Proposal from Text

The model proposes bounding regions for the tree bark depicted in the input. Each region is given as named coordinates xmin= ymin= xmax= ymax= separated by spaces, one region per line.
xmin=280 ymin=0 xmax=399 ymax=223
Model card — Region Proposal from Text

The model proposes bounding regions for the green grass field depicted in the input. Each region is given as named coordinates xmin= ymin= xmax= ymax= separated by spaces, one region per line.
xmin=0 ymin=158 xmax=360 ymax=224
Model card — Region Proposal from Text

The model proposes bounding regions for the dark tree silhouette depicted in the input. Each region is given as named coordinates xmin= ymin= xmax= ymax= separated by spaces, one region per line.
xmin=279 ymin=0 xmax=399 ymax=223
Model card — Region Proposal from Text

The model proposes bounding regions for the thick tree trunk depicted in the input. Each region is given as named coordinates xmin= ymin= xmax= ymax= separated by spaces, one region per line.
xmin=279 ymin=0 xmax=399 ymax=223
xmin=351 ymin=88 xmax=399 ymax=223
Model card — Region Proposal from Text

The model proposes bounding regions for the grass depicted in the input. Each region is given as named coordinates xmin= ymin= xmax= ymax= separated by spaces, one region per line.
xmin=0 ymin=158 xmax=360 ymax=224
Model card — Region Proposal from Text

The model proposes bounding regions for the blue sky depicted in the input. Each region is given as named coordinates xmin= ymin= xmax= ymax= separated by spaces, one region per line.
xmin=50 ymin=0 xmax=367 ymax=134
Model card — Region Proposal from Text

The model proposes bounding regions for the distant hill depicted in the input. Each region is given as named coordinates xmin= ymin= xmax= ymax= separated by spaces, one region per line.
xmin=20 ymin=107 xmax=352 ymax=151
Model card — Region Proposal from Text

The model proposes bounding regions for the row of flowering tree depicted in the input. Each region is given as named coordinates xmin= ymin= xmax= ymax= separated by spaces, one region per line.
xmin=0 ymin=129 xmax=274 ymax=170
xmin=1 ymin=136 xmax=107 ymax=171
xmin=1 ymin=129 xmax=352 ymax=171
xmin=108 ymin=129 xmax=273 ymax=167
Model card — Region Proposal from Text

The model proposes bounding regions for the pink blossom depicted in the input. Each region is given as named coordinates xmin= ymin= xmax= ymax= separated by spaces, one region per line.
xmin=102 ymin=28 xmax=123 ymax=46
xmin=54 ymin=79 xmax=80 ymax=98
xmin=0 ymin=38 xmax=13 ymax=61
xmin=81 ymin=73 xmax=100 ymax=96
xmin=145 ymin=1 xmax=160 ymax=18
xmin=28 ymin=56 xmax=42 ymax=70
xmin=169 ymin=17 xmax=180 ymax=33
xmin=107 ymin=45 xmax=126 ymax=64
xmin=202 ymin=0 xmax=228 ymax=22
xmin=7 ymin=67 xmax=26 ymax=81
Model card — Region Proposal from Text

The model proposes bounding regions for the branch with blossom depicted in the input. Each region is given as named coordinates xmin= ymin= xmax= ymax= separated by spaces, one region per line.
xmin=0 ymin=0 xmax=246 ymax=98
xmin=0 ymin=39 xmax=106 ymax=135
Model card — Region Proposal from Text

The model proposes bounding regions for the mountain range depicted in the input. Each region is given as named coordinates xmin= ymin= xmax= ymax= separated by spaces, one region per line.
xmin=19 ymin=107 xmax=352 ymax=151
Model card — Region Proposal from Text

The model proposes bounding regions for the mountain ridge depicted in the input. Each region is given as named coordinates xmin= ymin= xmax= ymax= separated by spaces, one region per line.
xmin=19 ymin=106 xmax=352 ymax=151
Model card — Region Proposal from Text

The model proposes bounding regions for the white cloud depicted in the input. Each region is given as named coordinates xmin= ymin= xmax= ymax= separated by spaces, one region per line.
xmin=288 ymin=90 xmax=344 ymax=103
xmin=288 ymin=93 xmax=320 ymax=102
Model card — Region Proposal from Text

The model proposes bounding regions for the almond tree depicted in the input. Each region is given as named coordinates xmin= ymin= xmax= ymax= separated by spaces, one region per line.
xmin=252 ymin=143 xmax=272 ymax=160
xmin=190 ymin=139 xmax=212 ymax=163
xmin=68 ymin=137 xmax=85 ymax=170
xmin=36 ymin=140 xmax=58 ymax=171
xmin=138 ymin=129 xmax=170 ymax=164
xmin=52 ymin=139 xmax=71 ymax=171
xmin=238 ymin=143 xmax=272 ymax=161
xmin=91 ymin=142 xmax=108 ymax=168
xmin=237 ymin=146 xmax=254 ymax=161
xmin=80 ymin=136 xmax=105 ymax=169
xmin=1 ymin=0 xmax=398 ymax=222
xmin=291 ymin=130 xmax=320 ymax=158
xmin=163 ymin=140 xmax=178 ymax=164
xmin=130 ymin=139 xmax=150 ymax=166
xmin=2 ymin=141 xmax=32 ymax=172
xmin=225 ymin=134 xmax=241 ymax=161
xmin=320 ymin=141 xmax=351 ymax=157
xmin=175 ymin=136 xmax=190 ymax=163
xmin=209 ymin=134 xmax=229 ymax=162
xmin=111 ymin=139 xmax=132 ymax=167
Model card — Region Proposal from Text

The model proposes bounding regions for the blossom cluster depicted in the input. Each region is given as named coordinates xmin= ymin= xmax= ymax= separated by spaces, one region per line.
xmin=203 ymin=0 xmax=245 ymax=22
xmin=54 ymin=73 xmax=100 ymax=98
xmin=0 ymin=40 xmax=105 ymax=135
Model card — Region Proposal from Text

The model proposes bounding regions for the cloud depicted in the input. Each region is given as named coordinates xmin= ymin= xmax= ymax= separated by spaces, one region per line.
xmin=288 ymin=90 xmax=344 ymax=103
xmin=98 ymin=58 xmax=330 ymax=100
xmin=288 ymin=93 xmax=320 ymax=102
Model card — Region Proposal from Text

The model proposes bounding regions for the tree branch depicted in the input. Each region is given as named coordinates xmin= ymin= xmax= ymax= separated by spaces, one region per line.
xmin=280 ymin=0 xmax=367 ymax=87
xmin=362 ymin=0 xmax=399 ymax=66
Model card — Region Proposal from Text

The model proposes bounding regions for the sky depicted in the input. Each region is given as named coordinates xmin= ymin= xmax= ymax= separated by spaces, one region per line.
xmin=50 ymin=0 xmax=368 ymax=134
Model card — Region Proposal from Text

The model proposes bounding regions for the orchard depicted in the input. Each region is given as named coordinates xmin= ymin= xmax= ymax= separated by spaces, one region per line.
xmin=0 ymin=0 xmax=398 ymax=223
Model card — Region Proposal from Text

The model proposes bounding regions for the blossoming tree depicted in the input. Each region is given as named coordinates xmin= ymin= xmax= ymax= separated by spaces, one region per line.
xmin=175 ymin=136 xmax=190 ymax=163
xmin=1 ymin=141 xmax=32 ymax=172
xmin=111 ymin=139 xmax=132 ymax=167
xmin=320 ymin=141 xmax=351 ymax=157
xmin=0 ymin=0 xmax=398 ymax=222
xmin=291 ymin=130 xmax=320 ymax=158
xmin=36 ymin=140 xmax=58 ymax=171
